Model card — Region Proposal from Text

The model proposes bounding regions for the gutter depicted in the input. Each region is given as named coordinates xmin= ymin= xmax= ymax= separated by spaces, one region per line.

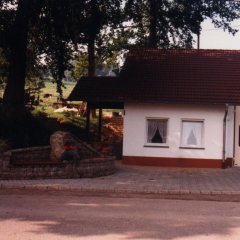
xmin=223 ymin=104 xmax=229 ymax=166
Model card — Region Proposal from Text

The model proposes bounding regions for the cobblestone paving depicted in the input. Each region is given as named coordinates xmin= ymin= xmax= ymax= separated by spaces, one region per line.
xmin=1 ymin=162 xmax=240 ymax=195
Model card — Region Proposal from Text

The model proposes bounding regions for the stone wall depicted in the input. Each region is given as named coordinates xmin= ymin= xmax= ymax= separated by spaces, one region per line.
xmin=6 ymin=146 xmax=51 ymax=165
xmin=0 ymin=146 xmax=116 ymax=180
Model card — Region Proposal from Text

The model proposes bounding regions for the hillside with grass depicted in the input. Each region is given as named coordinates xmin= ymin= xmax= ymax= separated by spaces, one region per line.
xmin=33 ymin=80 xmax=123 ymax=150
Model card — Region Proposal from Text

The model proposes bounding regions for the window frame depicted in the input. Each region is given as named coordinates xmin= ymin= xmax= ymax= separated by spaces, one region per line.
xmin=180 ymin=119 xmax=205 ymax=149
xmin=144 ymin=117 xmax=169 ymax=148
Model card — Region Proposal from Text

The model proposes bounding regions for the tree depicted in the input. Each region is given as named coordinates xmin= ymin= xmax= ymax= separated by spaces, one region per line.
xmin=0 ymin=0 xmax=124 ymax=105
xmin=73 ymin=47 xmax=121 ymax=80
xmin=124 ymin=0 xmax=240 ymax=48
xmin=2 ymin=0 xmax=34 ymax=106
xmin=0 ymin=2 xmax=46 ymax=101
xmin=3 ymin=0 xmax=239 ymax=108
xmin=0 ymin=0 xmax=87 ymax=106
xmin=73 ymin=0 xmax=123 ymax=77
xmin=40 ymin=0 xmax=85 ymax=97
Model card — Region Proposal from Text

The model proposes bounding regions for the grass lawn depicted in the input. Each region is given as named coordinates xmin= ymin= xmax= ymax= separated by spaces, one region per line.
xmin=33 ymin=80 xmax=85 ymax=128
xmin=41 ymin=80 xmax=76 ymax=100
xmin=32 ymin=80 xmax=105 ymax=141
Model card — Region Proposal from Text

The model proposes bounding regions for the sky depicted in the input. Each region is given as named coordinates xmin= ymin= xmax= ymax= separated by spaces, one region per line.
xmin=195 ymin=19 xmax=240 ymax=50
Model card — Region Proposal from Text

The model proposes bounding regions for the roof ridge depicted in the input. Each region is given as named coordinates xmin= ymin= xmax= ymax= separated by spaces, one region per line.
xmin=129 ymin=48 xmax=240 ymax=53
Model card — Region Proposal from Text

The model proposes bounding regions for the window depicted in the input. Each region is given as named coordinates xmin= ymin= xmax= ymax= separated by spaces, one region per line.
xmin=146 ymin=118 xmax=168 ymax=145
xmin=181 ymin=120 xmax=204 ymax=148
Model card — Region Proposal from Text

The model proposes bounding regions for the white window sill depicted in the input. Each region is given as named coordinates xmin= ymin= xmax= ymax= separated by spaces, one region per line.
xmin=144 ymin=145 xmax=169 ymax=148
xmin=179 ymin=146 xmax=205 ymax=150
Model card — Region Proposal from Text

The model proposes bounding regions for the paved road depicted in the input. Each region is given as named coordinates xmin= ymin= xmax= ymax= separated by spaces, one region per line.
xmin=1 ymin=189 xmax=240 ymax=240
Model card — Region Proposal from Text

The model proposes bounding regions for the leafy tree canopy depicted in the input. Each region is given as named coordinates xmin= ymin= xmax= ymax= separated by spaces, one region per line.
xmin=1 ymin=0 xmax=240 ymax=106
xmin=124 ymin=0 xmax=240 ymax=48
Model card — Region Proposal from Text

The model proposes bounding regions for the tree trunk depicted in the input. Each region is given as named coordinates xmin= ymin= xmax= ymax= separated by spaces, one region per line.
xmin=148 ymin=0 xmax=163 ymax=48
xmin=88 ymin=36 xmax=96 ymax=77
xmin=3 ymin=0 xmax=32 ymax=107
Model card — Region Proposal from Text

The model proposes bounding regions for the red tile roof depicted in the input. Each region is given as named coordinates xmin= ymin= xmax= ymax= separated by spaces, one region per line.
xmin=69 ymin=49 xmax=240 ymax=105
xmin=120 ymin=48 xmax=240 ymax=104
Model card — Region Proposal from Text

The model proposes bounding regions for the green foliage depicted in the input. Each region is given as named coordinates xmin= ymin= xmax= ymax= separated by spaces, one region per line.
xmin=73 ymin=0 xmax=122 ymax=44
xmin=0 ymin=138 xmax=9 ymax=153
xmin=71 ymin=0 xmax=124 ymax=76
xmin=72 ymin=52 xmax=88 ymax=79
xmin=124 ymin=0 xmax=240 ymax=48
xmin=73 ymin=45 xmax=122 ymax=79
xmin=0 ymin=48 xmax=8 ymax=92
xmin=30 ymin=1 xmax=79 ymax=97
xmin=0 ymin=0 xmax=86 ymax=102
xmin=1 ymin=0 xmax=240 ymax=107
xmin=0 ymin=106 xmax=51 ymax=148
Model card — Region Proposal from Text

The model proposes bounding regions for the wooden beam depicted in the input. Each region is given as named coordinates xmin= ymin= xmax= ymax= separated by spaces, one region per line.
xmin=86 ymin=103 xmax=91 ymax=137
xmin=98 ymin=108 xmax=103 ymax=141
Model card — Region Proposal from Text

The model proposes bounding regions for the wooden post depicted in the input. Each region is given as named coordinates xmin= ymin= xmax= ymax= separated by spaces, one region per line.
xmin=197 ymin=33 xmax=200 ymax=49
xmin=86 ymin=103 xmax=91 ymax=138
xmin=98 ymin=107 xmax=103 ymax=141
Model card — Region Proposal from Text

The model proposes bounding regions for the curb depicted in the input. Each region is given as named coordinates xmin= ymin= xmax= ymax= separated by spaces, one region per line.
xmin=1 ymin=183 xmax=240 ymax=202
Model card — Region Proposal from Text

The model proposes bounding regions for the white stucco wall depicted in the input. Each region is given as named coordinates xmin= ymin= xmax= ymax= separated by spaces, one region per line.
xmin=123 ymin=103 xmax=226 ymax=160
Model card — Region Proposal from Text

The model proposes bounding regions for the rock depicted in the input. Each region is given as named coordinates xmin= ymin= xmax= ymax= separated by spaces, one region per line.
xmin=50 ymin=131 xmax=76 ymax=161
xmin=50 ymin=131 xmax=100 ymax=162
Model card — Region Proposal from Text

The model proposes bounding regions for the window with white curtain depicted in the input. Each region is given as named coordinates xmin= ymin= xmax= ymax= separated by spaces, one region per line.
xmin=146 ymin=119 xmax=168 ymax=144
xmin=181 ymin=120 xmax=204 ymax=148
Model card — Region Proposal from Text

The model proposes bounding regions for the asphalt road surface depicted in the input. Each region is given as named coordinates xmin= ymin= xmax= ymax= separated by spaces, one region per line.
xmin=1 ymin=189 xmax=240 ymax=240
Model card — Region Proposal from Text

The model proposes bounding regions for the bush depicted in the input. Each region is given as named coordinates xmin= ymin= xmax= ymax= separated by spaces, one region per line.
xmin=0 ymin=106 xmax=51 ymax=148
xmin=0 ymin=139 xmax=10 ymax=153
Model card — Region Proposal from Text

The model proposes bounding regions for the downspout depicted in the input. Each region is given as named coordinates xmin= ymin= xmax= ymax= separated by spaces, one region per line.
xmin=233 ymin=106 xmax=236 ymax=162
xmin=223 ymin=104 xmax=229 ymax=168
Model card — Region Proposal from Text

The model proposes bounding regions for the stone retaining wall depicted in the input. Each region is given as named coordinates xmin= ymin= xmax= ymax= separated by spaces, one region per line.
xmin=5 ymin=146 xmax=52 ymax=164
xmin=0 ymin=146 xmax=116 ymax=180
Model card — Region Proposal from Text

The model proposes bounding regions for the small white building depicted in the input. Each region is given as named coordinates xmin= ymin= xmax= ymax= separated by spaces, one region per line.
xmin=69 ymin=49 xmax=240 ymax=168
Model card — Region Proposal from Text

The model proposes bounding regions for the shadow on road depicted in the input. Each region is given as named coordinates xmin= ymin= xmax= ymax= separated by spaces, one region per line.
xmin=0 ymin=189 xmax=239 ymax=239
